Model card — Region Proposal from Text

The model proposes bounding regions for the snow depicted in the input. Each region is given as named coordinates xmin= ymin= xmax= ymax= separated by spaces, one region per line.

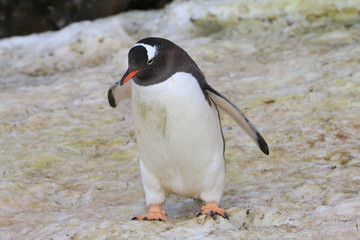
xmin=0 ymin=0 xmax=359 ymax=239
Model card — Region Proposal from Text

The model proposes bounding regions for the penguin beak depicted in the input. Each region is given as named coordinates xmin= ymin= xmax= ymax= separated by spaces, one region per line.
xmin=119 ymin=69 xmax=141 ymax=85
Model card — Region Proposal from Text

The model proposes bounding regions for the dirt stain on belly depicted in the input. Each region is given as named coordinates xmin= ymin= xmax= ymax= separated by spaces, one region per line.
xmin=138 ymin=102 xmax=168 ymax=139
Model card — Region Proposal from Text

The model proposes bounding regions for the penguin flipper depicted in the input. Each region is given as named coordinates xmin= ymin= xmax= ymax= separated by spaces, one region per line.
xmin=107 ymin=81 xmax=132 ymax=108
xmin=205 ymin=86 xmax=269 ymax=155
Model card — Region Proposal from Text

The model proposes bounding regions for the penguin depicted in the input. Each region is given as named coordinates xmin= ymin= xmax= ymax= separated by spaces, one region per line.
xmin=108 ymin=37 xmax=269 ymax=221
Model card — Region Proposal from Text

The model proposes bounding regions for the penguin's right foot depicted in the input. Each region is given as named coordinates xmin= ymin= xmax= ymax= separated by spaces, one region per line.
xmin=131 ymin=203 xmax=167 ymax=221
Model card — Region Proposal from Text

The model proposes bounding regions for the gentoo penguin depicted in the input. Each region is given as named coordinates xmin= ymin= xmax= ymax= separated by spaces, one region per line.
xmin=108 ymin=37 xmax=269 ymax=221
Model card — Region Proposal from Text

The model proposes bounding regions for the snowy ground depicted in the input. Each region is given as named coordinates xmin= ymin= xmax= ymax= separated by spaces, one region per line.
xmin=0 ymin=0 xmax=359 ymax=239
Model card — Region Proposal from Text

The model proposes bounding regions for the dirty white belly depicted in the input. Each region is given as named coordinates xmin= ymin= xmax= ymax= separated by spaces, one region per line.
xmin=131 ymin=72 xmax=224 ymax=199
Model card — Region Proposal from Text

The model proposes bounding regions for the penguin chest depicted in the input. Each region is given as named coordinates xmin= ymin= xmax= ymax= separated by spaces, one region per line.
xmin=132 ymin=72 xmax=217 ymax=143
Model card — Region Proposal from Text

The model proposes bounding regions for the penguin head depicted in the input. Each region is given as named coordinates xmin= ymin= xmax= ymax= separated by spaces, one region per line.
xmin=119 ymin=37 xmax=198 ymax=86
xmin=119 ymin=38 xmax=164 ymax=86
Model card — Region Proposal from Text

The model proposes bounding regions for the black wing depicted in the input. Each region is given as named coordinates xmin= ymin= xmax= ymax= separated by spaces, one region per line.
xmin=205 ymin=85 xmax=269 ymax=155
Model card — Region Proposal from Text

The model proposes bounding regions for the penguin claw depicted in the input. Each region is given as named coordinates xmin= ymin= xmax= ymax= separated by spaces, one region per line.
xmin=131 ymin=210 xmax=168 ymax=221
xmin=197 ymin=202 xmax=229 ymax=220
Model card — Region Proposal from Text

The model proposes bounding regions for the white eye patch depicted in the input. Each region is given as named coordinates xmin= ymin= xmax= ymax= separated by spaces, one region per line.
xmin=132 ymin=43 xmax=157 ymax=61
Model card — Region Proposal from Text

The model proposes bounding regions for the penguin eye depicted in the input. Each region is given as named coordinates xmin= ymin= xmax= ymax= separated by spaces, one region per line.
xmin=147 ymin=59 xmax=154 ymax=65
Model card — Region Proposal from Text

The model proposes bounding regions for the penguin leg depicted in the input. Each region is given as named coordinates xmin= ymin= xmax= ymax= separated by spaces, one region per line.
xmin=197 ymin=202 xmax=229 ymax=219
xmin=197 ymin=168 xmax=228 ymax=219
xmin=131 ymin=160 xmax=167 ymax=221
xmin=131 ymin=203 xmax=167 ymax=221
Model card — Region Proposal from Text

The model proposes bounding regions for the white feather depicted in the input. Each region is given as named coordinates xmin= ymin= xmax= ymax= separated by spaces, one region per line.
xmin=131 ymin=72 xmax=225 ymax=205
xmin=132 ymin=43 xmax=157 ymax=61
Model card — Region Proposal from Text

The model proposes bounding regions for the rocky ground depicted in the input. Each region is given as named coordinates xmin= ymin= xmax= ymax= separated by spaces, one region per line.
xmin=0 ymin=0 xmax=359 ymax=239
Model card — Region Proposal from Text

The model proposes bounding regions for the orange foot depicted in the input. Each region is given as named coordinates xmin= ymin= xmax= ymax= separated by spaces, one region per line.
xmin=131 ymin=204 xmax=167 ymax=221
xmin=197 ymin=202 xmax=229 ymax=219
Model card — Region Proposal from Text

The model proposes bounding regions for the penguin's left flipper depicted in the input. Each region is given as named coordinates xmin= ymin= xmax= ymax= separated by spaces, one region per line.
xmin=205 ymin=85 xmax=269 ymax=155
xmin=107 ymin=81 xmax=132 ymax=108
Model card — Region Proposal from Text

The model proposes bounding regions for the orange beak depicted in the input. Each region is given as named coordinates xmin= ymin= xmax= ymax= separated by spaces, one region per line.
xmin=119 ymin=69 xmax=141 ymax=85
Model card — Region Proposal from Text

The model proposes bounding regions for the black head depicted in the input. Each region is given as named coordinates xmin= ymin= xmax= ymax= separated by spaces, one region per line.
xmin=119 ymin=37 xmax=205 ymax=86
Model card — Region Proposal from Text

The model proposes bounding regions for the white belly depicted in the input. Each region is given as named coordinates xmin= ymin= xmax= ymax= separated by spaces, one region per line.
xmin=132 ymin=72 xmax=225 ymax=200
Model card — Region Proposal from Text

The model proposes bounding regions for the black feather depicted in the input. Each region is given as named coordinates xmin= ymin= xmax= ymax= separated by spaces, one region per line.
xmin=256 ymin=132 xmax=269 ymax=155
xmin=108 ymin=88 xmax=117 ymax=108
